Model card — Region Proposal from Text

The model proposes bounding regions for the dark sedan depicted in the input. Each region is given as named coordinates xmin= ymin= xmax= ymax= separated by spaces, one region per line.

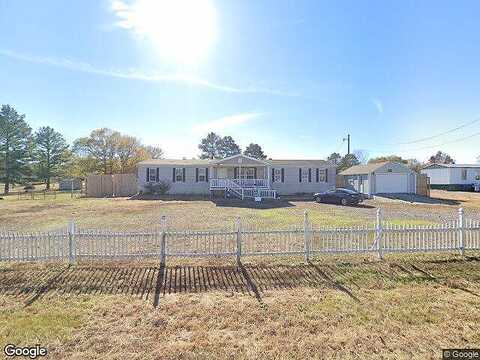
xmin=313 ymin=188 xmax=364 ymax=206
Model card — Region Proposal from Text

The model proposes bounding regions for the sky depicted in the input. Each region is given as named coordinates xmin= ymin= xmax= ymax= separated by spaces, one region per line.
xmin=1 ymin=0 xmax=480 ymax=163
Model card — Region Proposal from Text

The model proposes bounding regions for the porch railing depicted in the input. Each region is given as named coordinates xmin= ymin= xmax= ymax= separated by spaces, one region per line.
xmin=232 ymin=178 xmax=269 ymax=188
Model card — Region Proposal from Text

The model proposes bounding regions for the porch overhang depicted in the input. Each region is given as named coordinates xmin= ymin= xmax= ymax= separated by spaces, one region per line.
xmin=210 ymin=154 xmax=270 ymax=167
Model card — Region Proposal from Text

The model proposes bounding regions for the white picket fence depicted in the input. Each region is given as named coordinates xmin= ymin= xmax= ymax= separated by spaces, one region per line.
xmin=1 ymin=208 xmax=480 ymax=264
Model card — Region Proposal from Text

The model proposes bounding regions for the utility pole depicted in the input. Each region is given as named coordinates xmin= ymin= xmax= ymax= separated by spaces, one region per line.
xmin=343 ymin=134 xmax=350 ymax=154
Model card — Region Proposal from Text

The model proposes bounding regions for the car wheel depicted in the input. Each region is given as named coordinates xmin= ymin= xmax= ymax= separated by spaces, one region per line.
xmin=341 ymin=198 xmax=348 ymax=206
xmin=315 ymin=196 xmax=322 ymax=203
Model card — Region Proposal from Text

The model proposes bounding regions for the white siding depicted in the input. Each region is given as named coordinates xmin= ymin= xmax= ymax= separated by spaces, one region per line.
xmin=421 ymin=168 xmax=451 ymax=185
xmin=449 ymin=168 xmax=480 ymax=185
xmin=138 ymin=164 xmax=337 ymax=196
xmin=421 ymin=167 xmax=480 ymax=185
xmin=138 ymin=165 xmax=210 ymax=194
xmin=271 ymin=166 xmax=336 ymax=195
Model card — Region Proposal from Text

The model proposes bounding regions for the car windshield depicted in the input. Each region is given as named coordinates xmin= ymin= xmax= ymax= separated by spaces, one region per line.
xmin=337 ymin=188 xmax=359 ymax=195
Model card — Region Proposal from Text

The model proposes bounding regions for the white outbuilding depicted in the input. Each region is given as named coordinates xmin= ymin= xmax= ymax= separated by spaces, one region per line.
xmin=339 ymin=162 xmax=418 ymax=196
xmin=421 ymin=164 xmax=480 ymax=191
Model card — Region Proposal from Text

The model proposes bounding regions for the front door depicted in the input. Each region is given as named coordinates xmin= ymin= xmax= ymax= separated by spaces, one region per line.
xmin=218 ymin=168 xmax=228 ymax=179
xmin=238 ymin=167 xmax=256 ymax=179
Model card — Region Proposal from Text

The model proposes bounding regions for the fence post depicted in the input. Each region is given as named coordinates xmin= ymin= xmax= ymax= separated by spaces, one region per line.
xmin=376 ymin=209 xmax=383 ymax=260
xmin=68 ymin=220 xmax=76 ymax=264
xmin=236 ymin=217 xmax=242 ymax=265
xmin=160 ymin=215 xmax=167 ymax=266
xmin=458 ymin=207 xmax=465 ymax=256
xmin=304 ymin=210 xmax=310 ymax=262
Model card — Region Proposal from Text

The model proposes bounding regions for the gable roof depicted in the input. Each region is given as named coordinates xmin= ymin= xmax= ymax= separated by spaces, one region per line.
xmin=138 ymin=156 xmax=333 ymax=167
xmin=210 ymin=153 xmax=270 ymax=166
xmin=339 ymin=162 xmax=394 ymax=175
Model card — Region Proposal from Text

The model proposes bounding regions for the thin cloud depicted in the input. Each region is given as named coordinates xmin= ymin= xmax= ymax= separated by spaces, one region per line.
xmin=372 ymin=97 xmax=384 ymax=114
xmin=0 ymin=49 xmax=300 ymax=97
xmin=191 ymin=112 xmax=262 ymax=133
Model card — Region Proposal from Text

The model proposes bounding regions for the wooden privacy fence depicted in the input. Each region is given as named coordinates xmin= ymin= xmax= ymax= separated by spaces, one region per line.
xmin=86 ymin=174 xmax=137 ymax=197
xmin=416 ymin=174 xmax=430 ymax=197
xmin=1 ymin=209 xmax=479 ymax=264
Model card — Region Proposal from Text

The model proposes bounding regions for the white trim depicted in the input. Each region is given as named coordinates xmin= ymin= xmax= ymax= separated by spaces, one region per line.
xmin=210 ymin=153 xmax=270 ymax=166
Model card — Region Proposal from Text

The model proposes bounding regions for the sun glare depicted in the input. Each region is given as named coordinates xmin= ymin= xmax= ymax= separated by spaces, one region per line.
xmin=117 ymin=0 xmax=217 ymax=64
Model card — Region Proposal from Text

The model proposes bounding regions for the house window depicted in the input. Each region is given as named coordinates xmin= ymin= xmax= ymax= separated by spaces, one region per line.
xmin=462 ymin=169 xmax=467 ymax=180
xmin=149 ymin=168 xmax=157 ymax=182
xmin=318 ymin=169 xmax=327 ymax=182
xmin=198 ymin=168 xmax=206 ymax=182
xmin=300 ymin=168 xmax=309 ymax=182
xmin=274 ymin=169 xmax=282 ymax=182
xmin=476 ymin=175 xmax=480 ymax=181
xmin=175 ymin=168 xmax=184 ymax=182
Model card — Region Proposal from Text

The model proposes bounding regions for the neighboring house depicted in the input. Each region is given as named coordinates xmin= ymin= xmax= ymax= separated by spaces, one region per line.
xmin=137 ymin=154 xmax=336 ymax=199
xmin=421 ymin=164 xmax=480 ymax=191
xmin=339 ymin=162 xmax=418 ymax=196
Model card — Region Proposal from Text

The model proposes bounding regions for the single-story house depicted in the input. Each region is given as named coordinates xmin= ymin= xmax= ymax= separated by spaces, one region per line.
xmin=421 ymin=164 xmax=480 ymax=191
xmin=137 ymin=154 xmax=337 ymax=199
xmin=339 ymin=162 xmax=419 ymax=196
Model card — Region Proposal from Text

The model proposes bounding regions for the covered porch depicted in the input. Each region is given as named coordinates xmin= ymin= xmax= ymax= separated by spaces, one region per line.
xmin=208 ymin=154 xmax=276 ymax=199
xmin=209 ymin=154 xmax=271 ymax=187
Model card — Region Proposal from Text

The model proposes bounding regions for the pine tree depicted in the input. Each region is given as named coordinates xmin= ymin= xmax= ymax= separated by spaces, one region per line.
xmin=244 ymin=143 xmax=267 ymax=160
xmin=0 ymin=105 xmax=32 ymax=194
xmin=34 ymin=126 xmax=70 ymax=189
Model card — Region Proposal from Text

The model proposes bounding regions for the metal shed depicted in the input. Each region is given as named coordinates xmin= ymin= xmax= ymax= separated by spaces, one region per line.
xmin=339 ymin=162 xmax=417 ymax=196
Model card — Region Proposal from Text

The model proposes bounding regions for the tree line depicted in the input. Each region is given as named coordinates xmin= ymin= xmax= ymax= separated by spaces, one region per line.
xmin=327 ymin=150 xmax=456 ymax=172
xmin=1 ymin=104 xmax=462 ymax=194
xmin=0 ymin=105 xmax=162 ymax=194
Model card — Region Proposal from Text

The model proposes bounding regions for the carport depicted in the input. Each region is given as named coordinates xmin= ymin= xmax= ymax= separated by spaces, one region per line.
xmin=339 ymin=162 xmax=418 ymax=196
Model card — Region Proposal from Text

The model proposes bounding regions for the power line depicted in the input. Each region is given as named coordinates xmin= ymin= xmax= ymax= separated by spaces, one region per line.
xmin=385 ymin=117 xmax=480 ymax=145
xmin=366 ymin=130 xmax=480 ymax=154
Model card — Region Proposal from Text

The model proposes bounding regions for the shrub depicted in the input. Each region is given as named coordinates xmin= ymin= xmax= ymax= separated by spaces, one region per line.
xmin=145 ymin=181 xmax=171 ymax=195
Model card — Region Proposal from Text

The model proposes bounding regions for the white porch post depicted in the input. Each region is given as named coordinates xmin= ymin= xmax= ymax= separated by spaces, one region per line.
xmin=267 ymin=165 xmax=271 ymax=186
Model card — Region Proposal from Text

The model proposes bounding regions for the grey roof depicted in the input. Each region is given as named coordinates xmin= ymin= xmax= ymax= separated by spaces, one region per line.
xmin=422 ymin=163 xmax=480 ymax=169
xmin=138 ymin=159 xmax=210 ymax=166
xmin=267 ymin=159 xmax=330 ymax=167
xmin=139 ymin=157 xmax=332 ymax=167
xmin=339 ymin=162 xmax=391 ymax=175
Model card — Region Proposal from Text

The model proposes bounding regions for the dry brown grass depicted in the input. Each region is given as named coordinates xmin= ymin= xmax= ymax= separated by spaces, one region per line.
xmin=3 ymin=190 xmax=480 ymax=232
xmin=1 ymin=254 xmax=480 ymax=359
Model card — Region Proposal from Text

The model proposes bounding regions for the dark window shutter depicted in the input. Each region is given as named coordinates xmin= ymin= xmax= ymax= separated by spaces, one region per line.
xmin=206 ymin=168 xmax=209 ymax=182
xmin=196 ymin=168 xmax=199 ymax=182
xmin=172 ymin=168 xmax=176 ymax=182
xmin=271 ymin=168 xmax=275 ymax=183
xmin=234 ymin=167 xmax=238 ymax=179
xmin=308 ymin=168 xmax=312 ymax=182
xmin=254 ymin=167 xmax=257 ymax=179
xmin=146 ymin=168 xmax=150 ymax=182
xmin=325 ymin=168 xmax=328 ymax=182
xmin=281 ymin=168 xmax=284 ymax=183
xmin=316 ymin=168 xmax=319 ymax=182
xmin=182 ymin=168 xmax=186 ymax=182
xmin=156 ymin=168 xmax=159 ymax=182
xmin=299 ymin=168 xmax=302 ymax=182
